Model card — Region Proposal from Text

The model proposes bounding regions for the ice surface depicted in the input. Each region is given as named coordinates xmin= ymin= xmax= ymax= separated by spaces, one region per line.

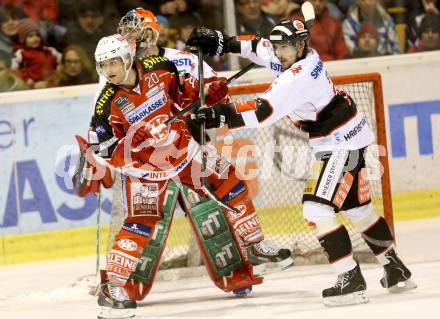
xmin=1 ymin=218 xmax=439 ymax=319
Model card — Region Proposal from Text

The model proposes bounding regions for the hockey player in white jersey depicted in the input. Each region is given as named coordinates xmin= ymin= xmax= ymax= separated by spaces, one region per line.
xmin=84 ymin=8 xmax=293 ymax=276
xmin=187 ymin=11 xmax=417 ymax=306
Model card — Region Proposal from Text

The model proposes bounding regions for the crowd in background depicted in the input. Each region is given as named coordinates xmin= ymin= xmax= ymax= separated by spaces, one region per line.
xmin=0 ymin=0 xmax=439 ymax=93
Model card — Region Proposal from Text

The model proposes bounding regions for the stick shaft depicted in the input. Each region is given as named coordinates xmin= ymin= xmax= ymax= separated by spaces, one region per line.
xmin=163 ymin=62 xmax=256 ymax=127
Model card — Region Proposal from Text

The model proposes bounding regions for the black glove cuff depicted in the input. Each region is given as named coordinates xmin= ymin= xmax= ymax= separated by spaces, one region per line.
xmin=215 ymin=103 xmax=245 ymax=129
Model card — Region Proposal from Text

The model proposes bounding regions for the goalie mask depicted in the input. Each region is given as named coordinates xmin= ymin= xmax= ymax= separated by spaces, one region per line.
xmin=95 ymin=34 xmax=134 ymax=84
xmin=118 ymin=8 xmax=160 ymax=46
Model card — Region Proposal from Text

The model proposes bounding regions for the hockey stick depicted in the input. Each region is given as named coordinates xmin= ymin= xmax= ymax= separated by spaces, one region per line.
xmin=197 ymin=49 xmax=241 ymax=215
xmin=151 ymin=62 xmax=255 ymax=135
xmin=301 ymin=1 xmax=315 ymax=28
xmin=95 ymin=187 xmax=102 ymax=281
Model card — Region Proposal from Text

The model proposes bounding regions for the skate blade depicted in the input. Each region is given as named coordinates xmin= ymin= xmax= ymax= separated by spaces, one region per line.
xmin=387 ymin=279 xmax=417 ymax=293
xmin=323 ymin=290 xmax=369 ymax=307
xmin=252 ymin=263 xmax=266 ymax=276
xmin=279 ymin=256 xmax=294 ymax=269
xmin=98 ymin=306 xmax=136 ymax=319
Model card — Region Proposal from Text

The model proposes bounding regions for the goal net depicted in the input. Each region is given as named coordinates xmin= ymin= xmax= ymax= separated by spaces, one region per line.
xmin=106 ymin=72 xmax=393 ymax=269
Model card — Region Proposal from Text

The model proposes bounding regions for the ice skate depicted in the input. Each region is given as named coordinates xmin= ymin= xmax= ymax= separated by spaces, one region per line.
xmin=247 ymin=240 xmax=293 ymax=274
xmin=322 ymin=263 xmax=369 ymax=307
xmin=381 ymin=249 xmax=417 ymax=293
xmin=233 ymin=285 xmax=252 ymax=297
xmin=97 ymin=282 xmax=137 ymax=319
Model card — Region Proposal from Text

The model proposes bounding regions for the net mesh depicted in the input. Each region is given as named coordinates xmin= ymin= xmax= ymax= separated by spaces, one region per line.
xmin=106 ymin=75 xmax=389 ymax=267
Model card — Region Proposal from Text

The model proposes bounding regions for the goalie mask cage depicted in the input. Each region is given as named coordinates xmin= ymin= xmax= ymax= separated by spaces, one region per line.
xmin=107 ymin=72 xmax=393 ymax=268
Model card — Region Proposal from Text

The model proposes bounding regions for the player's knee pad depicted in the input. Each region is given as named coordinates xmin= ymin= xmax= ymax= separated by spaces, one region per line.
xmin=303 ymin=201 xmax=337 ymax=230
xmin=303 ymin=201 xmax=353 ymax=265
xmin=343 ymin=203 xmax=378 ymax=231
xmin=344 ymin=203 xmax=394 ymax=255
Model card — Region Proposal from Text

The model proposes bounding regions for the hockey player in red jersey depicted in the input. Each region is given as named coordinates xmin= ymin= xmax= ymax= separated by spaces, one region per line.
xmin=84 ymin=34 xmax=286 ymax=318
xmin=86 ymin=8 xmax=294 ymax=275
xmin=187 ymin=10 xmax=416 ymax=307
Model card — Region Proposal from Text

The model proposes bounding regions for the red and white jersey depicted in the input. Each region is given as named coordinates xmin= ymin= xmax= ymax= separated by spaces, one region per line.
xmin=234 ymin=38 xmax=375 ymax=152
xmin=94 ymin=47 xmax=216 ymax=104
xmin=96 ymin=57 xmax=199 ymax=180
xmin=90 ymin=46 xmax=217 ymax=153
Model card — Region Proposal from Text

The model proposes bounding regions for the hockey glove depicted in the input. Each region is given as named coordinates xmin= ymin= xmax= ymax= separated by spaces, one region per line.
xmin=205 ymin=77 xmax=228 ymax=106
xmin=130 ymin=124 xmax=155 ymax=152
xmin=190 ymin=104 xmax=227 ymax=129
xmin=185 ymin=115 xmax=211 ymax=144
xmin=186 ymin=27 xmax=227 ymax=56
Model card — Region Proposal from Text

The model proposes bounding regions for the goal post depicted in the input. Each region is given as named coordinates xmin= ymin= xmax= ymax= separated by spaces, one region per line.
xmin=106 ymin=72 xmax=394 ymax=269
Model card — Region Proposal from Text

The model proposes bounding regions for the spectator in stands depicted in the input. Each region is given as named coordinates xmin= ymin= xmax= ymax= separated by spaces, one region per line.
xmin=11 ymin=18 xmax=61 ymax=89
xmin=0 ymin=4 xmax=26 ymax=55
xmin=48 ymin=44 xmax=98 ymax=87
xmin=0 ymin=49 xmax=28 ymax=92
xmin=61 ymin=2 xmax=113 ymax=63
xmin=2 ymin=0 xmax=66 ymax=50
xmin=342 ymin=0 xmax=400 ymax=55
xmin=2 ymin=0 xmax=57 ymax=23
xmin=292 ymin=0 xmax=348 ymax=61
xmin=407 ymin=0 xmax=440 ymax=48
xmin=116 ymin=0 xmax=199 ymax=19
xmin=332 ymin=0 xmax=356 ymax=15
xmin=235 ymin=0 xmax=277 ymax=36
xmin=408 ymin=12 xmax=440 ymax=52
xmin=58 ymin=1 xmax=119 ymax=28
xmin=350 ymin=23 xmax=380 ymax=57
xmin=156 ymin=15 xmax=176 ymax=48
xmin=173 ymin=14 xmax=201 ymax=50
xmin=262 ymin=0 xmax=300 ymax=22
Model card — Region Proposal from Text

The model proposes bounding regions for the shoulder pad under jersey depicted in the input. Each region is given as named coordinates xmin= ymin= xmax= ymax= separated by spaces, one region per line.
xmin=140 ymin=55 xmax=181 ymax=89
xmin=94 ymin=82 xmax=117 ymax=118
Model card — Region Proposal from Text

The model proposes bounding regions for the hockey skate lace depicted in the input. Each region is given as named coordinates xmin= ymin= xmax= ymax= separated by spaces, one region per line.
xmin=334 ymin=272 xmax=349 ymax=289
xmin=255 ymin=240 xmax=280 ymax=256
xmin=108 ymin=283 xmax=129 ymax=302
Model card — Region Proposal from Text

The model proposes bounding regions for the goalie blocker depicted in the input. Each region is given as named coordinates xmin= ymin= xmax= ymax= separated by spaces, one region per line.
xmin=72 ymin=135 xmax=114 ymax=197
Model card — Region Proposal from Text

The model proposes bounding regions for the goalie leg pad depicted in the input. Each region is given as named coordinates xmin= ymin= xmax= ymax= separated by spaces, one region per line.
xmin=185 ymin=193 xmax=262 ymax=292
xmin=106 ymin=181 xmax=179 ymax=301
xmin=182 ymin=155 xmax=264 ymax=245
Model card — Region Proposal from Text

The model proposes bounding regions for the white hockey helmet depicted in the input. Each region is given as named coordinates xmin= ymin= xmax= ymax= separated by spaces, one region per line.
xmin=95 ymin=34 xmax=134 ymax=82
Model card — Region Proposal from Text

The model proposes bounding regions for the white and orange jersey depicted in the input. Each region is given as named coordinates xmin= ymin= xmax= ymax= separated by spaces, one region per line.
xmin=94 ymin=56 xmax=199 ymax=180
xmin=230 ymin=37 xmax=375 ymax=152
xmin=162 ymin=47 xmax=217 ymax=79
